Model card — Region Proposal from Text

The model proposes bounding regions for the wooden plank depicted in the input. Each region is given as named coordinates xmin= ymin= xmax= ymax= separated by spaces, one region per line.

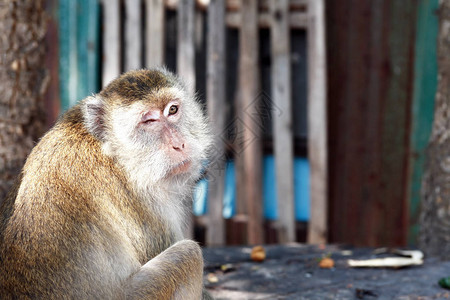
xmin=165 ymin=0 xmax=178 ymax=9
xmin=166 ymin=0 xmax=308 ymax=12
xmin=58 ymin=0 xmax=77 ymax=111
xmin=259 ymin=0 xmax=308 ymax=11
xmin=125 ymin=0 xmax=142 ymax=71
xmin=167 ymin=0 xmax=308 ymax=28
xmin=360 ymin=1 xmax=384 ymax=246
xmin=59 ymin=0 xmax=100 ymax=110
xmin=327 ymin=0 xmax=380 ymax=246
xmin=166 ymin=0 xmax=309 ymax=11
xmin=77 ymin=0 xmax=100 ymax=98
xmin=407 ymin=0 xmax=438 ymax=245
xmin=289 ymin=12 xmax=309 ymax=28
xmin=307 ymin=0 xmax=328 ymax=244
xmin=270 ymin=0 xmax=295 ymax=243
xmin=327 ymin=0 xmax=418 ymax=247
xmin=45 ymin=0 xmax=61 ymax=125
xmin=380 ymin=0 xmax=417 ymax=246
xmin=101 ymin=0 xmax=121 ymax=86
xmin=226 ymin=11 xmax=308 ymax=29
xmin=145 ymin=0 xmax=165 ymax=67
xmin=177 ymin=0 xmax=196 ymax=95
xmin=236 ymin=0 xmax=263 ymax=245
xmin=177 ymin=0 xmax=196 ymax=238
xmin=206 ymin=0 xmax=226 ymax=246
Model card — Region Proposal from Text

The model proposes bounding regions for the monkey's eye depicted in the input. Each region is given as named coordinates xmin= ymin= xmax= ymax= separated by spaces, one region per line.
xmin=168 ymin=105 xmax=178 ymax=115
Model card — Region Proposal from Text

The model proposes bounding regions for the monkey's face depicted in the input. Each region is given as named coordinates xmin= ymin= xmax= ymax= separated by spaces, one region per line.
xmin=84 ymin=69 xmax=211 ymax=190
xmin=110 ymin=91 xmax=209 ymax=184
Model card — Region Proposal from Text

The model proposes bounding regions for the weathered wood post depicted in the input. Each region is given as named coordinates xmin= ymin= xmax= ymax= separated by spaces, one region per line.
xmin=125 ymin=0 xmax=143 ymax=71
xmin=270 ymin=0 xmax=295 ymax=243
xmin=307 ymin=0 xmax=328 ymax=244
xmin=206 ymin=0 xmax=226 ymax=246
xmin=146 ymin=0 xmax=165 ymax=68
xmin=236 ymin=0 xmax=264 ymax=245
xmin=177 ymin=0 xmax=196 ymax=238
xmin=101 ymin=0 xmax=121 ymax=86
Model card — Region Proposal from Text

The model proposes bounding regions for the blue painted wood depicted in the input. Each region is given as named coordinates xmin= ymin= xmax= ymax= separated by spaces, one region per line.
xmin=263 ymin=156 xmax=278 ymax=220
xmin=263 ymin=155 xmax=310 ymax=221
xmin=77 ymin=0 xmax=100 ymax=99
xmin=194 ymin=160 xmax=237 ymax=218
xmin=194 ymin=156 xmax=311 ymax=222
xmin=59 ymin=0 xmax=100 ymax=112
xmin=58 ymin=0 xmax=77 ymax=112
xmin=193 ymin=179 xmax=208 ymax=216
xmin=294 ymin=158 xmax=310 ymax=222
xmin=408 ymin=0 xmax=438 ymax=244
xmin=223 ymin=161 xmax=237 ymax=219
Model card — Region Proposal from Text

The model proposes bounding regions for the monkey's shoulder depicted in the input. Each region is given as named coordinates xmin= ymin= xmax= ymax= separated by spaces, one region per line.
xmin=2 ymin=105 xmax=132 ymax=219
xmin=23 ymin=107 xmax=118 ymax=180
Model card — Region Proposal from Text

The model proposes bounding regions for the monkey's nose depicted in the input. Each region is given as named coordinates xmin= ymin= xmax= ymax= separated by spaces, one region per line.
xmin=172 ymin=143 xmax=185 ymax=151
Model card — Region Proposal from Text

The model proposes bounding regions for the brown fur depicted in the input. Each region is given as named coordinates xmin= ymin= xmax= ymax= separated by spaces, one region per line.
xmin=0 ymin=69 xmax=212 ymax=299
xmin=100 ymin=69 xmax=177 ymax=109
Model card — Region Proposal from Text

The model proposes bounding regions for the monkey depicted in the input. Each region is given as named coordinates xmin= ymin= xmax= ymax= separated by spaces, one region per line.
xmin=0 ymin=68 xmax=214 ymax=299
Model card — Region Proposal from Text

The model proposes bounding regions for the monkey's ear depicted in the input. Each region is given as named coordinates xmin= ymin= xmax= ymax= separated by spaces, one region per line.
xmin=83 ymin=95 xmax=106 ymax=141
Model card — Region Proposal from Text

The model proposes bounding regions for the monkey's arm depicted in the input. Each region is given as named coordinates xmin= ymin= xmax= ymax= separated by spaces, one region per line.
xmin=124 ymin=239 xmax=206 ymax=300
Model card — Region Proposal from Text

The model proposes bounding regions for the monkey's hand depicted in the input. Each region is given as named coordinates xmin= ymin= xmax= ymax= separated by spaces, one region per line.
xmin=124 ymin=240 xmax=205 ymax=299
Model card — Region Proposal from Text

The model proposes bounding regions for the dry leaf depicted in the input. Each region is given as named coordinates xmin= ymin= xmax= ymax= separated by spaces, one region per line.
xmin=319 ymin=257 xmax=335 ymax=268
xmin=251 ymin=245 xmax=266 ymax=262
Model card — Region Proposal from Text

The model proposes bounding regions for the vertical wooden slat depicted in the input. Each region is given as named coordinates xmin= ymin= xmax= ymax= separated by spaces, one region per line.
xmin=45 ymin=0 xmax=61 ymax=126
xmin=146 ymin=0 xmax=165 ymax=67
xmin=177 ymin=0 xmax=196 ymax=238
xmin=270 ymin=0 xmax=295 ymax=243
xmin=237 ymin=0 xmax=263 ymax=245
xmin=77 ymin=0 xmax=100 ymax=98
xmin=206 ymin=0 xmax=226 ymax=246
xmin=58 ymin=0 xmax=77 ymax=111
xmin=59 ymin=0 xmax=100 ymax=110
xmin=177 ymin=0 xmax=196 ymax=95
xmin=381 ymin=0 xmax=416 ymax=246
xmin=125 ymin=0 xmax=142 ymax=71
xmin=307 ymin=0 xmax=328 ymax=244
xmin=327 ymin=0 xmax=418 ymax=247
xmin=101 ymin=0 xmax=121 ymax=86
xmin=408 ymin=0 xmax=438 ymax=245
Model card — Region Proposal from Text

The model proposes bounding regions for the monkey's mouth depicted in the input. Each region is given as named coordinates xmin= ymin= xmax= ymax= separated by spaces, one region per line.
xmin=168 ymin=160 xmax=192 ymax=176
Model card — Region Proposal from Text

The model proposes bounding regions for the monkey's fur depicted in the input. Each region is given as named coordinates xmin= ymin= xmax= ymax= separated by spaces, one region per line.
xmin=0 ymin=69 xmax=213 ymax=299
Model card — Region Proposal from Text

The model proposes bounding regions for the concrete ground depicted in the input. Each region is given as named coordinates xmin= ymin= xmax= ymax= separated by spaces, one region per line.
xmin=202 ymin=244 xmax=450 ymax=300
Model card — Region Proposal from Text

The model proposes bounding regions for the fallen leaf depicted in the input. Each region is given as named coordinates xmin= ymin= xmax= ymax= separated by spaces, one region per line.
xmin=251 ymin=245 xmax=266 ymax=262
xmin=319 ymin=257 xmax=335 ymax=269
xmin=220 ymin=264 xmax=236 ymax=273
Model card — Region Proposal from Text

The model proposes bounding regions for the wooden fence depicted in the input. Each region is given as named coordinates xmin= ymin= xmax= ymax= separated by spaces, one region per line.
xmin=60 ymin=0 xmax=327 ymax=246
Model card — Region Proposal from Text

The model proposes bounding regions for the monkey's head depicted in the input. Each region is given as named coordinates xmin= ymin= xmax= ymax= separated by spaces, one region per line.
xmin=82 ymin=68 xmax=212 ymax=193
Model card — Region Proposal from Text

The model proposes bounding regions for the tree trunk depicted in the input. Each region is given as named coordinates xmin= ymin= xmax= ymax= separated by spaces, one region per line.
xmin=419 ymin=1 xmax=450 ymax=259
xmin=0 ymin=0 xmax=48 ymax=201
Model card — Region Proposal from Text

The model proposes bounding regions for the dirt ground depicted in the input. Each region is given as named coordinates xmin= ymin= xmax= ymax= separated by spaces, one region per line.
xmin=202 ymin=244 xmax=450 ymax=300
